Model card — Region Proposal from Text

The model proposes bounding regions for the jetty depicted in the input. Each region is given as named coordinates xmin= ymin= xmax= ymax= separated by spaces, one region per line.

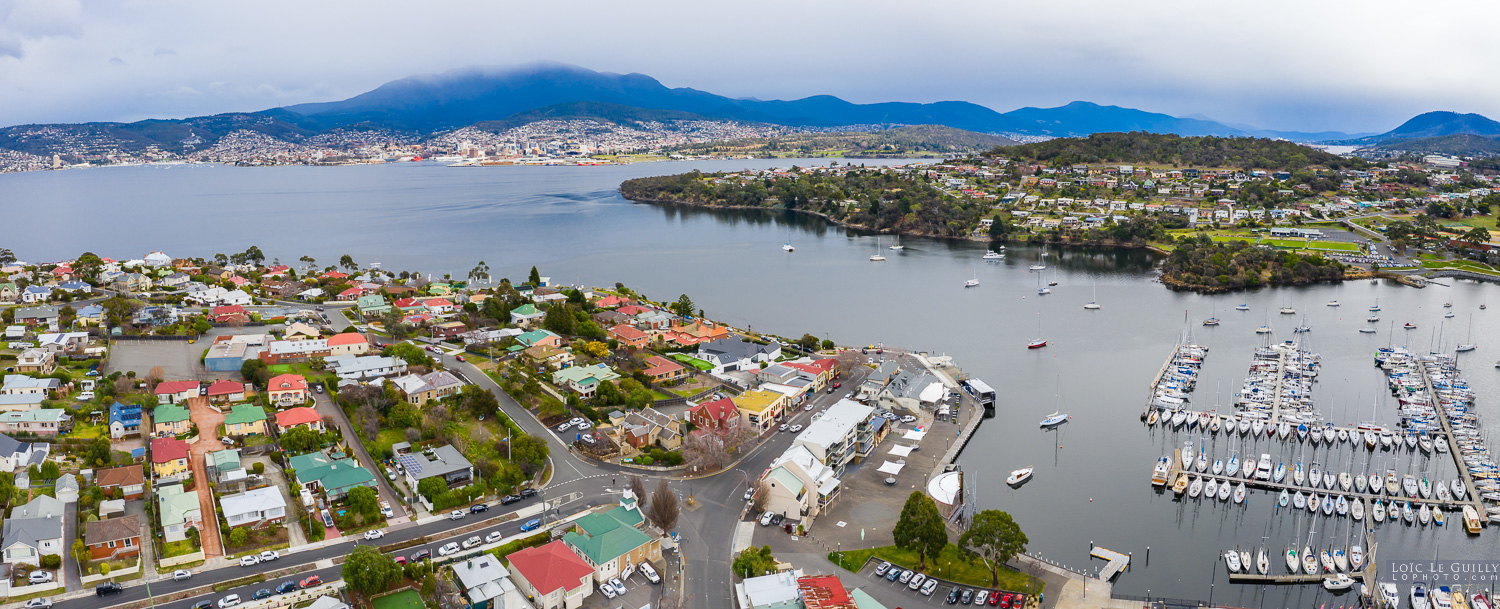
xmin=1089 ymin=547 xmax=1130 ymax=581
xmin=1413 ymin=353 xmax=1491 ymax=528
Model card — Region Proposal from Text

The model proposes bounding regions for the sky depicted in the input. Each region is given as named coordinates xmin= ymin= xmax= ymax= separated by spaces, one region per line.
xmin=0 ymin=0 xmax=1495 ymax=134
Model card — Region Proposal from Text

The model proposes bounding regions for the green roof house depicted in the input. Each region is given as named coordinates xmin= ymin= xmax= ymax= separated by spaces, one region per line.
xmin=153 ymin=403 xmax=192 ymax=436
xmin=223 ymin=404 xmax=268 ymax=436
xmin=157 ymin=484 xmax=202 ymax=543
xmin=552 ymin=364 xmax=620 ymax=398
xmin=287 ymin=451 xmax=377 ymax=500
xmin=357 ymin=294 xmax=391 ymax=315
xmin=562 ymin=495 xmax=660 ymax=582
xmin=511 ymin=303 xmax=545 ymax=326
xmin=515 ymin=329 xmax=560 ymax=348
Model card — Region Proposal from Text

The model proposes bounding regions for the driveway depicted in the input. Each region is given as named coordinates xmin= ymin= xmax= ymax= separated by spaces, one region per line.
xmin=309 ymin=389 xmax=409 ymax=523
xmin=62 ymin=499 xmax=80 ymax=592
xmin=184 ymin=396 xmax=225 ymax=558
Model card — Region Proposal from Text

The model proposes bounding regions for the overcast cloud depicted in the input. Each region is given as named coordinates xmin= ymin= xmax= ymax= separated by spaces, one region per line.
xmin=0 ymin=0 xmax=1492 ymax=133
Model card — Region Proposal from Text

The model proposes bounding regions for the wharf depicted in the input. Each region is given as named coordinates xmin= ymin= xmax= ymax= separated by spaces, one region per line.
xmin=1089 ymin=547 xmax=1130 ymax=581
xmin=1226 ymin=572 xmax=1364 ymax=584
xmin=1170 ymin=469 xmax=1471 ymax=511
xmin=1414 ymin=358 xmax=1490 ymax=528
xmin=1141 ymin=344 xmax=1181 ymax=420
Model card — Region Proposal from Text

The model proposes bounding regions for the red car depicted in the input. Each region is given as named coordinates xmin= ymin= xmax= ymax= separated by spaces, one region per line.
xmin=455 ymin=355 xmax=466 ymax=362
xmin=300 ymin=576 xmax=321 ymax=588
xmin=1006 ymin=593 xmax=1020 ymax=608
xmin=832 ymin=382 xmax=841 ymax=388
xmin=989 ymin=590 xmax=1001 ymax=606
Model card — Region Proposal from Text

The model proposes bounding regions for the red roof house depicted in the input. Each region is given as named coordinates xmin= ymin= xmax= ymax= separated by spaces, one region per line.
xmin=506 ymin=540 xmax=596 ymax=605
xmin=798 ymin=575 xmax=856 ymax=609
xmin=274 ymin=406 xmax=324 ymax=433
xmin=687 ymin=398 xmax=741 ymax=433
xmin=320 ymin=270 xmax=349 ymax=280
xmin=154 ymin=380 xmax=200 ymax=404
xmin=608 ymin=324 xmax=649 ymax=348
xmin=150 ymin=437 xmax=190 ymax=464
xmin=205 ymin=379 xmax=245 ymax=402
xmin=641 ymin=356 xmax=687 ymax=383
xmin=595 ymin=294 xmax=631 ymax=308
xmin=210 ymin=305 xmax=251 ymax=323
xmin=615 ymin=305 xmax=648 ymax=316
xmin=267 ymin=374 xmax=308 ymax=406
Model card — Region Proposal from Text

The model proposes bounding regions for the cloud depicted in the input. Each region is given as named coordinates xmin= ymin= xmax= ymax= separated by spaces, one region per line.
xmin=108 ymin=56 xmax=123 ymax=66
xmin=152 ymin=47 xmax=174 ymax=56
xmin=0 ymin=0 xmax=82 ymax=58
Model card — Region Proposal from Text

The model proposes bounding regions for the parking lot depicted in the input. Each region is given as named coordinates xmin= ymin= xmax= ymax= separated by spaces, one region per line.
xmin=856 ymin=559 xmax=1029 ymax=608
xmin=582 ymin=560 xmax=664 ymax=608
xmin=107 ymin=327 xmax=271 ymax=380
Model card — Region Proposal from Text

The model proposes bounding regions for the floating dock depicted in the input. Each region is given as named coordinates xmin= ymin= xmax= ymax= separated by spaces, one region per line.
xmin=1416 ymin=357 xmax=1491 ymax=528
xmin=1090 ymin=547 xmax=1130 ymax=581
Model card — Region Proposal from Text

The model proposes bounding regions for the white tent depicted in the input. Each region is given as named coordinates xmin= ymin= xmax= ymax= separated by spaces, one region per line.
xmin=877 ymin=460 xmax=906 ymax=475
xmin=888 ymin=445 xmax=915 ymax=457
xmin=918 ymin=382 xmax=945 ymax=404
xmin=903 ymin=429 xmax=928 ymax=442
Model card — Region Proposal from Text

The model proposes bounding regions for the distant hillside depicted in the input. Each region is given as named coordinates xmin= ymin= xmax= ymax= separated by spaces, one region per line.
xmin=990 ymin=132 xmax=1364 ymax=170
xmin=0 ymin=110 xmax=326 ymax=155
xmin=1371 ymin=133 xmax=1500 ymax=156
xmin=470 ymin=101 xmax=710 ymax=131
xmin=1002 ymin=101 xmax=1240 ymax=137
xmin=666 ymin=125 xmax=1015 ymax=157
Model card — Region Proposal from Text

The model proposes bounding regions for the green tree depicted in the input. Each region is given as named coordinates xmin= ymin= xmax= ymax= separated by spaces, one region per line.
xmin=958 ymin=509 xmax=1029 ymax=586
xmin=242 ymin=246 xmax=266 ymax=266
xmin=383 ymin=343 xmax=433 ymax=367
xmin=528 ymin=266 xmax=541 ymax=286
xmin=39 ymin=461 xmax=59 ymax=480
xmin=1464 ymin=226 xmax=1490 ymax=247
xmin=732 ymin=545 xmax=778 ymax=578
xmin=340 ymin=254 xmax=357 ymax=271
xmin=229 ymin=527 xmax=248 ymax=547
xmin=240 ymin=359 xmax=270 ymax=387
xmin=347 ymin=485 xmax=379 ymax=519
xmin=343 ymin=545 xmax=402 ymax=596
xmin=670 ymin=294 xmax=696 ymax=317
xmin=74 ymin=251 xmax=104 ymax=281
xmin=468 ymin=261 xmax=490 ymax=285
xmin=542 ymin=304 xmax=575 ymax=336
xmin=278 ymin=425 xmax=324 ymax=453
xmin=892 ymin=491 xmax=947 ymax=569
xmin=510 ymin=434 xmax=550 ymax=473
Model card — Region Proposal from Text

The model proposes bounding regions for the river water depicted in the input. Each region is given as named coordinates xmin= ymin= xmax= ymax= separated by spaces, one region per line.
xmin=4 ymin=161 xmax=1497 ymax=605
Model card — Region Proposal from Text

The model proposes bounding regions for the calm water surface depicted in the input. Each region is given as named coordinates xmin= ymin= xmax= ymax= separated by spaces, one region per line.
xmin=4 ymin=161 xmax=1498 ymax=604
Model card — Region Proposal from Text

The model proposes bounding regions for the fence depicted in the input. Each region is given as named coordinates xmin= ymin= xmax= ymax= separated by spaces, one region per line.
xmin=79 ymin=559 xmax=142 ymax=585
xmin=158 ymin=549 xmax=206 ymax=568
xmin=107 ymin=334 xmax=197 ymax=342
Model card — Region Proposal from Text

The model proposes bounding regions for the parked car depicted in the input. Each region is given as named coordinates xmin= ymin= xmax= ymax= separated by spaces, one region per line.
xmin=519 ymin=488 xmax=538 ymax=499
xmin=607 ymin=577 xmax=626 ymax=596
xmin=78 ymin=391 xmax=95 ymax=399
xmin=192 ymin=601 xmax=212 ymax=609
xmin=277 ymin=581 xmax=298 ymax=594
xmin=569 ymin=417 xmax=587 ymax=427
xmin=599 ymin=581 xmax=617 ymax=599
xmin=96 ymin=582 xmax=124 ymax=597
xmin=908 ymin=573 xmax=927 ymax=590
xmin=259 ymin=550 xmax=280 ymax=562
xmin=28 ymin=571 xmax=54 ymax=584
xmin=833 ymin=382 xmax=841 ymax=388
xmin=778 ymin=423 xmax=789 ymax=432
xmin=409 ymin=549 xmax=431 ymax=561
xmin=789 ymin=424 xmax=803 ymax=433
xmin=555 ymin=422 xmax=572 ymax=433
xmin=744 ymin=488 xmax=755 ymax=501
xmin=23 ymin=598 xmax=52 ymax=609
xmin=454 ymin=355 xmax=466 ymax=363
xmin=252 ymin=589 xmax=273 ymax=600
xmin=438 ymin=542 xmax=460 ymax=556
xmin=300 ymin=576 xmax=322 ymax=588
xmin=898 ymin=569 xmax=914 ymax=584
xmin=218 ymin=594 xmax=242 ymax=609
xmin=885 ymin=567 xmax=903 ymax=582
xmin=463 ymin=535 xmax=482 ymax=549
xmin=921 ymin=579 xmax=939 ymax=596
xmin=364 ymin=529 xmax=385 ymax=540
xmin=449 ymin=510 xmax=466 ymax=520
xmin=219 ymin=437 xmax=235 ymax=446
xmin=470 ymin=503 xmax=489 ymax=513
xmin=381 ymin=502 xmax=395 ymax=518
xmin=827 ymin=386 xmax=835 ymax=394
xmin=946 ymin=587 xmax=961 ymax=604
xmin=239 ymin=555 xmax=260 ymax=567
xmin=172 ymin=569 xmax=192 ymax=581
xmin=770 ymin=513 xmax=784 ymax=525
xmin=314 ymin=384 xmax=324 ymax=393
xmin=393 ymin=556 xmax=406 ymax=565
xmin=520 ymin=518 xmax=542 ymax=531
xmin=485 ymin=531 xmax=504 ymax=544
xmin=639 ymin=561 xmax=660 ymax=583
xmin=759 ymin=511 xmax=775 ymax=526
xmin=1000 ymin=592 xmax=1013 ymax=607
xmin=500 ymin=494 xmax=522 ymax=505
xmin=874 ymin=561 xmax=892 ymax=577
xmin=959 ymin=589 xmax=973 ymax=605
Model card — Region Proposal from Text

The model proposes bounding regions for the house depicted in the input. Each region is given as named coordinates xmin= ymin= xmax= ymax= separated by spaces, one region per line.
xmin=510 ymin=304 xmax=545 ymax=327
xmin=618 ymin=408 xmax=681 ymax=450
xmin=2 ymin=496 xmax=65 ymax=566
xmin=151 ymin=437 xmax=191 ymax=478
xmin=95 ymin=465 xmax=145 ymax=499
xmin=211 ymin=304 xmax=251 ymax=324
xmin=608 ymin=324 xmax=649 ymax=348
xmin=20 ymin=285 xmax=52 ymax=303
xmin=449 ymin=553 xmax=526 ymax=609
xmin=0 ymin=392 xmax=43 ymax=413
xmin=687 ymin=398 xmax=741 ymax=435
xmin=75 ymin=303 xmax=104 ymax=325
xmin=221 ymin=485 xmax=288 ymax=528
xmin=515 ymin=329 xmax=562 ymax=348
xmin=286 ymin=451 xmax=376 ymax=500
xmin=798 ymin=575 xmax=857 ymax=609
xmin=84 ymin=515 xmax=142 ymax=560
xmin=634 ymin=310 xmax=674 ymax=331
xmin=186 ymin=286 xmax=228 ymax=306
xmin=204 ymin=333 xmax=268 ymax=372
xmin=393 ymin=297 xmax=427 ymax=314
xmin=733 ymin=390 xmax=787 ymax=430
xmin=552 ymin=364 xmax=620 ymax=398
xmin=0 ymin=283 xmax=17 ymax=304
xmin=522 ymin=345 xmax=575 ymax=370
xmin=434 ymin=321 xmax=468 ymax=339
xmin=462 ymin=328 xmax=521 ymax=347
xmin=14 ymin=306 xmax=59 ymax=328
xmin=734 ymin=569 xmax=805 ymax=609
xmin=0 ymin=434 xmax=47 ymax=473
xmin=399 ymin=444 xmax=473 ymax=498
xmin=283 ymin=322 xmax=320 ymax=341
xmin=207 ymin=449 xmax=246 ymax=484
xmin=641 ymin=356 xmax=687 ymax=383
xmin=224 ymin=404 xmax=269 ymax=436
xmin=35 ymin=331 xmax=88 ymax=354
xmin=274 ymin=407 xmax=324 ymax=434
xmin=218 ymin=289 xmax=252 ymax=306
xmin=109 ymin=401 xmax=143 ymax=438
xmin=761 ymin=445 xmax=840 ymax=529
xmin=206 ymin=379 xmax=246 ymax=403
xmin=0 ymin=409 xmax=71 ymax=436
xmin=326 ymin=332 xmax=370 ymax=356
xmin=153 ymin=403 xmax=193 ymax=436
xmin=505 ymin=540 xmax=596 ymax=609
xmin=792 ymin=399 xmax=875 ymax=476
xmin=390 ymin=371 xmax=465 ymax=406
xmin=261 ymin=338 xmax=330 ymax=364
xmin=159 ymin=272 xmax=191 ymax=289
xmin=561 ymin=496 xmax=661 ymax=584
xmin=357 ymin=294 xmax=392 ymax=316
xmin=267 ymin=374 xmax=308 ymax=406
xmin=116 ymin=272 xmax=152 ymax=292
xmin=327 ymin=355 xmax=406 ymax=380
xmin=783 ymin=359 xmax=835 ymax=391
xmin=696 ymin=338 xmax=782 ymax=373
xmin=14 ymin=348 xmax=54 ymax=374
xmin=156 ymin=484 xmax=202 ymax=542
xmin=594 ymin=294 xmax=631 ymax=308
xmin=154 ymin=380 xmax=199 ymax=404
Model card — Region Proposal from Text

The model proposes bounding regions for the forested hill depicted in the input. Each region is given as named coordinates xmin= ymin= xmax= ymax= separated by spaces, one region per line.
xmin=985 ymin=132 xmax=1365 ymax=170
xmin=665 ymin=125 xmax=1016 ymax=157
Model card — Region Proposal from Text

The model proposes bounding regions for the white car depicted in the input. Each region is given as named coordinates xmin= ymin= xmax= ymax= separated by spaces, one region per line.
xmin=569 ymin=417 xmax=587 ymax=427
xmin=804 ymin=403 xmax=814 ymax=411
xmin=599 ymin=581 xmax=617 ymax=599
xmin=259 ymin=550 xmax=279 ymax=562
xmin=555 ymin=422 xmax=572 ymax=433
xmin=218 ymin=594 xmax=242 ymax=609
xmin=485 ymin=531 xmax=504 ymax=544
xmin=744 ymin=488 xmax=755 ymax=502
xmin=608 ymin=577 xmax=626 ymax=596
xmin=789 ymin=424 xmax=803 ymax=433
xmin=172 ymin=569 xmax=193 ymax=581
xmin=27 ymin=570 xmax=53 ymax=584
xmin=239 ymin=555 xmax=260 ymax=567
xmin=438 ymin=542 xmax=460 ymax=556
xmin=462 ymin=536 xmax=482 ymax=549
xmin=639 ymin=561 xmax=661 ymax=583
xmin=778 ymin=423 xmax=789 ymax=432
xmin=364 ymin=529 xmax=386 ymax=540
xmin=759 ymin=511 xmax=775 ymax=526
xmin=22 ymin=598 xmax=51 ymax=609
xmin=900 ymin=415 xmax=917 ymax=423
xmin=449 ymin=510 xmax=466 ymax=521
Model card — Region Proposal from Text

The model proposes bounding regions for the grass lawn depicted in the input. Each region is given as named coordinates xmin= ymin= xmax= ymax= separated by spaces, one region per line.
xmin=1420 ymin=259 xmax=1500 ymax=275
xmin=369 ymin=428 xmax=406 ymax=459
xmin=162 ymin=539 xmax=199 ymax=558
xmin=1206 ymin=234 xmax=1360 ymax=252
xmin=650 ymin=390 xmax=675 ymax=401
xmin=828 ymin=545 xmax=1042 ymax=592
xmin=69 ymin=422 xmax=108 ymax=439
xmin=670 ymin=354 xmax=713 ymax=371
xmin=372 ymin=589 xmax=425 ymax=609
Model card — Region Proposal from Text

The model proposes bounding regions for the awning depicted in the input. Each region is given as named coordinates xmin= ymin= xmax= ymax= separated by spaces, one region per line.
xmin=877 ymin=461 xmax=906 ymax=475
xmin=888 ymin=445 xmax=914 ymax=457
xmin=903 ymin=429 xmax=927 ymax=442
xmin=918 ymin=382 xmax=945 ymax=403
xmin=818 ymin=478 xmax=841 ymax=496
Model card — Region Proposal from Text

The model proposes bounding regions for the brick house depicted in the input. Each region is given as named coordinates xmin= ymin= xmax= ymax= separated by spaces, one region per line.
xmin=84 ymin=515 xmax=141 ymax=560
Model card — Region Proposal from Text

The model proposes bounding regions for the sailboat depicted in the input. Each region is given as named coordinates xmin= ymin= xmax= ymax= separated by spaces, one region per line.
xmin=1236 ymin=303 xmax=1250 ymax=311
xmin=1204 ymin=304 xmax=1220 ymax=326
xmin=1294 ymin=314 xmax=1311 ymax=333
xmin=964 ymin=268 xmax=979 ymax=288
xmin=888 ymin=235 xmax=904 ymax=251
xmin=1257 ymin=547 xmax=1269 ymax=575
xmin=1039 ymin=378 xmax=1069 ymax=428
xmin=1027 ymin=312 xmax=1047 ymax=349
xmin=1371 ymin=295 xmax=1381 ymax=312
xmin=1084 ymin=279 xmax=1100 ymax=310
xmin=782 ymin=241 xmax=795 ymax=252
xmin=1457 ymin=314 xmax=1477 ymax=352
xmin=1029 ymin=250 xmax=1046 ymax=271
xmin=869 ymin=238 xmax=886 ymax=261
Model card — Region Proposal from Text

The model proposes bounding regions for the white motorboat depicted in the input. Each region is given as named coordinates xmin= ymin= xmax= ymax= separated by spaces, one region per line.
xmin=1006 ymin=466 xmax=1034 ymax=486
xmin=1413 ymin=582 xmax=1431 ymax=609
xmin=1328 ymin=300 xmax=1341 ymax=307
xmin=1360 ymin=327 xmax=1378 ymax=333
xmin=983 ymin=250 xmax=1004 ymax=260
xmin=1379 ymin=582 xmax=1398 ymax=608
xmin=1224 ymin=550 xmax=1242 ymax=573
xmin=1436 ymin=437 xmax=1449 ymax=453
xmin=1435 ymin=586 xmax=1455 ymax=609
xmin=1324 ymin=574 xmax=1356 ymax=591
xmin=1152 ymin=457 xmax=1171 ymax=486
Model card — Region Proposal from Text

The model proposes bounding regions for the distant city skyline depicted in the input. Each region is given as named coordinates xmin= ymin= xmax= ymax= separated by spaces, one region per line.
xmin=0 ymin=0 xmax=1495 ymax=133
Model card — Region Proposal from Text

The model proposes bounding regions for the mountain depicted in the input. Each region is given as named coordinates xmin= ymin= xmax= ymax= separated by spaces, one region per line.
xmin=1338 ymin=110 xmax=1500 ymax=149
xmin=470 ymin=101 xmax=710 ymax=131
xmin=1370 ymin=133 xmax=1500 ymax=156
xmin=281 ymin=62 xmax=1333 ymax=139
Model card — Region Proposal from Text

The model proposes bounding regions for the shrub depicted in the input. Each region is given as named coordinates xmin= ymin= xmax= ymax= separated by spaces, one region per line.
xmin=40 ymin=554 xmax=61 ymax=569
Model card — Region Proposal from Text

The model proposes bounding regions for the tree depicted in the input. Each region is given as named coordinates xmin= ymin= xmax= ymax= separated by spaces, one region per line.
xmin=39 ymin=461 xmax=59 ymax=480
xmin=74 ymin=251 xmax=103 ymax=281
xmin=629 ymin=475 xmax=648 ymax=505
xmin=299 ymin=255 xmax=316 ymax=271
xmin=0 ymin=248 xmax=14 ymax=266
xmin=347 ymin=485 xmax=379 ymax=519
xmin=418 ymin=477 xmax=449 ymax=502
xmin=229 ymin=527 xmax=248 ymax=547
xmin=468 ymin=261 xmax=490 ymax=285
xmin=240 ymin=359 xmax=270 ymax=387
xmin=1464 ymin=226 xmax=1490 ymax=247
xmin=959 ymin=509 xmax=1029 ymax=586
xmin=343 ymin=545 xmax=401 ymax=596
xmin=795 ymin=334 xmax=820 ymax=351
xmin=682 ymin=432 xmax=731 ymax=471
xmin=510 ymin=434 xmax=549 ymax=473
xmin=582 ymin=341 xmax=609 ymax=358
xmin=670 ymin=294 xmax=695 ymax=317
xmin=542 ymin=304 xmax=575 ymax=336
xmin=892 ymin=491 xmax=947 ymax=569
xmin=457 ymin=385 xmax=499 ymax=418
xmin=732 ymin=545 xmax=778 ymax=578
xmin=528 ymin=266 xmax=541 ymax=286
xmin=647 ymin=478 xmax=679 ymax=532
xmin=340 ymin=254 xmax=357 ymax=271
xmin=242 ymin=246 xmax=265 ymax=266
xmin=278 ymin=425 xmax=324 ymax=453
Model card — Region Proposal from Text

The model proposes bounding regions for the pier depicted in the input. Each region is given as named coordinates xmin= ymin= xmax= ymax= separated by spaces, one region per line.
xmin=1414 ymin=355 xmax=1491 ymax=528
xmin=1141 ymin=343 xmax=1184 ymax=420
xmin=1226 ymin=572 xmax=1364 ymax=584
xmin=1089 ymin=547 xmax=1130 ymax=581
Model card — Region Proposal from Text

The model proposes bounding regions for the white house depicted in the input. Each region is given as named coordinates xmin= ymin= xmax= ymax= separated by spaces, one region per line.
xmin=3 ymin=496 xmax=65 ymax=566
xmin=220 ymin=485 xmax=287 ymax=528
xmin=450 ymin=554 xmax=527 ymax=609
xmin=220 ymin=290 xmax=253 ymax=307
